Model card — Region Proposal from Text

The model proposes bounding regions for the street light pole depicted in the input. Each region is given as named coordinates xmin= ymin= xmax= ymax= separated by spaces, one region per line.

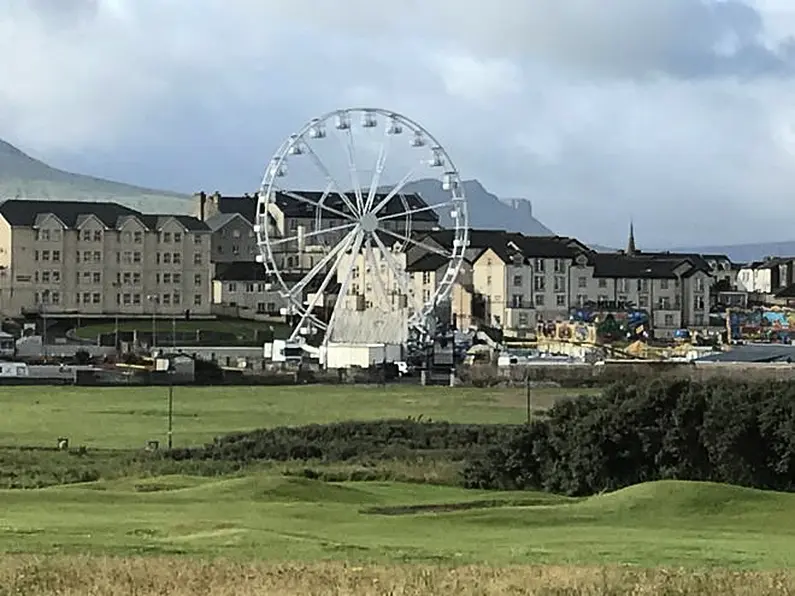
xmin=41 ymin=290 xmax=49 ymax=361
xmin=167 ymin=382 xmax=173 ymax=449
xmin=147 ymin=294 xmax=157 ymax=352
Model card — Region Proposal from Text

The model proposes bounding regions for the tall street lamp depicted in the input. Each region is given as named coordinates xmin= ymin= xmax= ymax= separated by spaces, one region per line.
xmin=147 ymin=294 xmax=158 ymax=352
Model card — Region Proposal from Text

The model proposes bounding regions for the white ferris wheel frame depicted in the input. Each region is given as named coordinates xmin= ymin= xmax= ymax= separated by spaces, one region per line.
xmin=254 ymin=107 xmax=469 ymax=346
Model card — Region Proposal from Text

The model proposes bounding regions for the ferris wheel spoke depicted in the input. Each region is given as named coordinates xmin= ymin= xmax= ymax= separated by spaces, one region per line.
xmin=275 ymin=186 xmax=356 ymax=222
xmin=338 ymin=127 xmax=365 ymax=214
xmin=370 ymin=167 xmax=417 ymax=215
xmin=324 ymin=230 xmax=366 ymax=344
xmin=378 ymin=228 xmax=452 ymax=259
xmin=364 ymin=236 xmax=391 ymax=312
xmin=291 ymin=241 xmax=352 ymax=337
xmin=303 ymin=144 xmax=360 ymax=218
xmin=378 ymin=199 xmax=455 ymax=222
xmin=268 ymin=221 xmax=357 ymax=247
xmin=287 ymin=228 xmax=357 ymax=299
xmin=364 ymin=127 xmax=392 ymax=214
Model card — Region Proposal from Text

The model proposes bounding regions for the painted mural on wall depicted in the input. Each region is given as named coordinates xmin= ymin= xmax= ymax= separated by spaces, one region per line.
xmin=536 ymin=307 xmax=650 ymax=344
xmin=569 ymin=307 xmax=650 ymax=343
xmin=727 ymin=307 xmax=795 ymax=342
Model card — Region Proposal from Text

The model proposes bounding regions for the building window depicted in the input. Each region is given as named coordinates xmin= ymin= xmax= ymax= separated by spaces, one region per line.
xmin=194 ymin=274 xmax=202 ymax=285
xmin=194 ymin=253 xmax=202 ymax=265
xmin=695 ymin=277 xmax=704 ymax=292
xmin=659 ymin=297 xmax=671 ymax=309
xmin=577 ymin=276 xmax=587 ymax=288
xmin=123 ymin=272 xmax=131 ymax=284
xmin=639 ymin=295 xmax=649 ymax=308
xmin=132 ymin=272 xmax=141 ymax=285
xmin=423 ymin=272 xmax=432 ymax=285
xmin=556 ymin=294 xmax=566 ymax=307
xmin=598 ymin=278 xmax=607 ymax=288
xmin=246 ymin=283 xmax=255 ymax=293
xmin=123 ymin=231 xmax=132 ymax=243
xmin=82 ymin=230 xmax=91 ymax=242
xmin=511 ymin=294 xmax=523 ymax=308
xmin=228 ymin=283 xmax=237 ymax=292
xmin=194 ymin=234 xmax=202 ymax=244
xmin=93 ymin=230 xmax=102 ymax=242
xmin=535 ymin=294 xmax=545 ymax=306
xmin=41 ymin=271 xmax=50 ymax=283
xmin=518 ymin=313 xmax=529 ymax=327
xmin=694 ymin=296 xmax=706 ymax=309
xmin=637 ymin=279 xmax=649 ymax=293
xmin=173 ymin=292 xmax=181 ymax=305
xmin=534 ymin=258 xmax=545 ymax=272
xmin=173 ymin=253 xmax=181 ymax=264
xmin=123 ymin=293 xmax=131 ymax=305
xmin=163 ymin=232 xmax=171 ymax=243
xmin=534 ymin=276 xmax=545 ymax=291
xmin=513 ymin=275 xmax=522 ymax=287
xmin=554 ymin=276 xmax=565 ymax=292
xmin=93 ymin=251 xmax=101 ymax=263
xmin=163 ymin=253 xmax=171 ymax=264
xmin=174 ymin=232 xmax=182 ymax=243
xmin=257 ymin=302 xmax=266 ymax=314
xmin=41 ymin=250 xmax=50 ymax=261
xmin=173 ymin=273 xmax=181 ymax=284
xmin=92 ymin=272 xmax=101 ymax=284
xmin=83 ymin=292 xmax=91 ymax=304
xmin=133 ymin=252 xmax=141 ymax=263
xmin=162 ymin=294 xmax=171 ymax=305
xmin=660 ymin=279 xmax=669 ymax=290
xmin=163 ymin=273 xmax=171 ymax=284
xmin=52 ymin=271 xmax=60 ymax=283
xmin=554 ymin=259 xmax=564 ymax=273
xmin=133 ymin=294 xmax=141 ymax=305
xmin=194 ymin=294 xmax=202 ymax=306
xmin=664 ymin=314 xmax=675 ymax=326
xmin=52 ymin=251 xmax=60 ymax=262
xmin=133 ymin=231 xmax=143 ymax=243
xmin=92 ymin=293 xmax=101 ymax=304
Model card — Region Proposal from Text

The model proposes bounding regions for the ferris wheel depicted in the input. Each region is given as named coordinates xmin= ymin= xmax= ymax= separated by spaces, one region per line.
xmin=254 ymin=108 xmax=469 ymax=348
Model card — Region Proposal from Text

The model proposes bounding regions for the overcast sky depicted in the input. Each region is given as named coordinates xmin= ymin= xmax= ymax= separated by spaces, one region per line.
xmin=2 ymin=0 xmax=795 ymax=247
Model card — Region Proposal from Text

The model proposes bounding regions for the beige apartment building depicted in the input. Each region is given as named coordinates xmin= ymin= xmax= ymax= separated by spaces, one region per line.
xmin=403 ymin=229 xmax=717 ymax=338
xmin=0 ymin=200 xmax=213 ymax=318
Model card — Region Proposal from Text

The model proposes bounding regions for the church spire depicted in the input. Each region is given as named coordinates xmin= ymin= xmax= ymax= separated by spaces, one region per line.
xmin=627 ymin=220 xmax=637 ymax=256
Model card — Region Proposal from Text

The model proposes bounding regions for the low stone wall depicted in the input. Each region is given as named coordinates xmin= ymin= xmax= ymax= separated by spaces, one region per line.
xmin=461 ymin=361 xmax=795 ymax=387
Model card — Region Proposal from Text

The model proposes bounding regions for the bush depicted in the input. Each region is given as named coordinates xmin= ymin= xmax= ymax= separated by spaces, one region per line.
xmin=166 ymin=419 xmax=521 ymax=464
xmin=463 ymin=378 xmax=795 ymax=496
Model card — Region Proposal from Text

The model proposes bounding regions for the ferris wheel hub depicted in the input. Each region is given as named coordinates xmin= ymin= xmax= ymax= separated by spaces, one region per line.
xmin=359 ymin=212 xmax=379 ymax=234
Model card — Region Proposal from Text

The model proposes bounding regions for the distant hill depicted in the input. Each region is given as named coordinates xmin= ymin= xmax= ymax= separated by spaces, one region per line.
xmin=0 ymin=139 xmax=191 ymax=214
xmin=400 ymin=178 xmax=554 ymax=236
xmin=669 ymin=241 xmax=795 ymax=264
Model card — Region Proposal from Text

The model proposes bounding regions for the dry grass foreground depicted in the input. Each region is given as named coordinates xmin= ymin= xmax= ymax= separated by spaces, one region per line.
xmin=1 ymin=557 xmax=793 ymax=596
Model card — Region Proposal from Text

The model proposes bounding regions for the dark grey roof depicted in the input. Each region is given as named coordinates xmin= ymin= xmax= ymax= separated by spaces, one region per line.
xmin=589 ymin=253 xmax=705 ymax=279
xmin=420 ymin=229 xmax=586 ymax=263
xmin=214 ymin=262 xmax=271 ymax=282
xmin=0 ymin=199 xmax=209 ymax=232
xmin=213 ymin=261 xmax=341 ymax=294
xmin=407 ymin=253 xmax=452 ymax=272
xmin=204 ymin=190 xmax=438 ymax=224
xmin=697 ymin=344 xmax=795 ymax=363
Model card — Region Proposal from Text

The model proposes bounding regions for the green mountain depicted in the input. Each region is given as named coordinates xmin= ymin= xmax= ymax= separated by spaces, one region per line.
xmin=0 ymin=139 xmax=192 ymax=214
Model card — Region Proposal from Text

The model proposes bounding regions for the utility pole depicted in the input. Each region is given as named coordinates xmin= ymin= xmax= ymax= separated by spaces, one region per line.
xmin=525 ymin=373 xmax=532 ymax=425
xmin=167 ymin=382 xmax=173 ymax=449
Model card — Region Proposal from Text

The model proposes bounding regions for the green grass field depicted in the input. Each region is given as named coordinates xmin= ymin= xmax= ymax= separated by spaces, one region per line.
xmin=2 ymin=382 xmax=795 ymax=592
xmin=0 ymin=385 xmax=578 ymax=449
xmin=1 ymin=475 xmax=794 ymax=569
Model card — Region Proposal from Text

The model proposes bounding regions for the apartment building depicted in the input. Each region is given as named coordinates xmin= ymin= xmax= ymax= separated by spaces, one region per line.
xmin=404 ymin=228 xmax=718 ymax=338
xmin=0 ymin=200 xmax=213 ymax=317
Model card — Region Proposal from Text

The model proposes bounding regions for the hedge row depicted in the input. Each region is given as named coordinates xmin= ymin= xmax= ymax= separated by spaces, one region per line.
xmin=463 ymin=378 xmax=795 ymax=496
xmin=167 ymin=419 xmax=520 ymax=463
